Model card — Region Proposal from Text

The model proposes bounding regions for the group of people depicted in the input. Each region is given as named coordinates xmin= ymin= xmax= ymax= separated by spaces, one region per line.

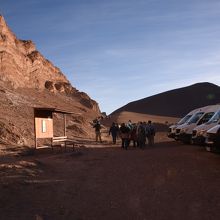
xmin=93 ymin=119 xmax=156 ymax=149
xmin=109 ymin=120 xmax=156 ymax=150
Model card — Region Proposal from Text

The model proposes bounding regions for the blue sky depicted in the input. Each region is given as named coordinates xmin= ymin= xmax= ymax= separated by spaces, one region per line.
xmin=1 ymin=0 xmax=220 ymax=114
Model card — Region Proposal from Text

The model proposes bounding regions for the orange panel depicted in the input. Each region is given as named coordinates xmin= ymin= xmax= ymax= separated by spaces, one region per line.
xmin=35 ymin=118 xmax=53 ymax=138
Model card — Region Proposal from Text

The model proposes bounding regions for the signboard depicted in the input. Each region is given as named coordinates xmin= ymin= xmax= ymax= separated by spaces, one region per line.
xmin=35 ymin=118 xmax=53 ymax=138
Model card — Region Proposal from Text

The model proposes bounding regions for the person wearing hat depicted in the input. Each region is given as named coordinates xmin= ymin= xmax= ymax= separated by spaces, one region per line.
xmin=93 ymin=120 xmax=102 ymax=142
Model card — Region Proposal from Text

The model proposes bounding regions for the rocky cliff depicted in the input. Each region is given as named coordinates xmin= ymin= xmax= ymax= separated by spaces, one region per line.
xmin=0 ymin=15 xmax=100 ymax=146
xmin=0 ymin=16 xmax=68 ymax=89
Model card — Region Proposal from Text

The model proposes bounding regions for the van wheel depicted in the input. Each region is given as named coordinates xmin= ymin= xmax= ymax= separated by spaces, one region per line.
xmin=208 ymin=145 xmax=217 ymax=153
xmin=211 ymin=145 xmax=219 ymax=153
xmin=206 ymin=146 xmax=211 ymax=152
xmin=190 ymin=139 xmax=194 ymax=145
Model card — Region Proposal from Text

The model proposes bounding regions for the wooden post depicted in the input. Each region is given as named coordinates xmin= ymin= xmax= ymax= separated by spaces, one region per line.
xmin=64 ymin=114 xmax=66 ymax=136
xmin=34 ymin=110 xmax=37 ymax=149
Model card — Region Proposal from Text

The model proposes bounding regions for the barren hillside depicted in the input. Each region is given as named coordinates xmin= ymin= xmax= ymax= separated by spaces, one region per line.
xmin=0 ymin=15 xmax=101 ymax=146
xmin=111 ymin=82 xmax=220 ymax=118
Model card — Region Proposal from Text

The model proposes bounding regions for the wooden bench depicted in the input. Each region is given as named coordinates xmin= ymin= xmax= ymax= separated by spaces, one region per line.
xmin=52 ymin=136 xmax=76 ymax=151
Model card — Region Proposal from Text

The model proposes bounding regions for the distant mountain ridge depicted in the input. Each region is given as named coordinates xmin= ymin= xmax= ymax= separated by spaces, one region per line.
xmin=111 ymin=82 xmax=220 ymax=118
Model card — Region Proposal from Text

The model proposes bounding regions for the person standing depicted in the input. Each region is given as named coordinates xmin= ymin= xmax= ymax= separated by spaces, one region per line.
xmin=130 ymin=124 xmax=138 ymax=147
xmin=143 ymin=121 xmax=147 ymax=146
xmin=137 ymin=122 xmax=146 ymax=148
xmin=93 ymin=120 xmax=102 ymax=142
xmin=115 ymin=123 xmax=120 ymax=140
xmin=146 ymin=120 xmax=155 ymax=146
xmin=109 ymin=122 xmax=119 ymax=144
xmin=119 ymin=123 xmax=130 ymax=150
xmin=127 ymin=120 xmax=133 ymax=130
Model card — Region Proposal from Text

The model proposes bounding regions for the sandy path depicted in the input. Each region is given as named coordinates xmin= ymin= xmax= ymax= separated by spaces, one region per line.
xmin=1 ymin=141 xmax=220 ymax=220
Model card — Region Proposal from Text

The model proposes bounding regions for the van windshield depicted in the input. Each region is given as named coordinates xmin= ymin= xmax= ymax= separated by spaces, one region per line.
xmin=197 ymin=112 xmax=215 ymax=125
xmin=188 ymin=112 xmax=204 ymax=124
xmin=207 ymin=110 xmax=220 ymax=124
xmin=178 ymin=114 xmax=192 ymax=125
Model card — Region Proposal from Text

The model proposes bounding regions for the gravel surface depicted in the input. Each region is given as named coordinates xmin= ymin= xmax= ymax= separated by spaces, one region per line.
xmin=1 ymin=141 xmax=220 ymax=220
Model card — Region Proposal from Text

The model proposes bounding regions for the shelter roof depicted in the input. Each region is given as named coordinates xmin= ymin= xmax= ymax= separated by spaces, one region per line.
xmin=34 ymin=107 xmax=74 ymax=114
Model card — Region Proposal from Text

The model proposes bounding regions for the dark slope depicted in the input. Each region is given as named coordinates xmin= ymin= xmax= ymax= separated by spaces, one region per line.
xmin=111 ymin=82 xmax=220 ymax=118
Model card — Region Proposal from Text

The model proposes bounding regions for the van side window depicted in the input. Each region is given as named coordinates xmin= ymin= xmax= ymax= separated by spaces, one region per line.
xmin=197 ymin=112 xmax=214 ymax=125
xmin=189 ymin=112 xmax=204 ymax=124
xmin=210 ymin=110 xmax=220 ymax=123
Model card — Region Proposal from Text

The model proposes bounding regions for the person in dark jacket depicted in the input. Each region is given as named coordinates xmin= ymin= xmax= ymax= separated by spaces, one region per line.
xmin=130 ymin=124 xmax=138 ymax=147
xmin=146 ymin=120 xmax=156 ymax=146
xmin=119 ymin=123 xmax=130 ymax=150
xmin=109 ymin=122 xmax=119 ymax=144
xmin=137 ymin=122 xmax=146 ymax=148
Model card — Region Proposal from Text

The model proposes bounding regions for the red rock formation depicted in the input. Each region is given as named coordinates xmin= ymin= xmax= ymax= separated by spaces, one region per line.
xmin=0 ymin=15 xmax=100 ymax=145
xmin=0 ymin=15 xmax=68 ymax=89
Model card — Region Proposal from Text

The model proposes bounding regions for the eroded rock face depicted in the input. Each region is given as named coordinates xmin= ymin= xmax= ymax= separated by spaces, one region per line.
xmin=0 ymin=17 xmax=91 ymax=90
xmin=44 ymin=80 xmax=77 ymax=94
xmin=0 ymin=15 xmax=101 ymax=145
xmin=0 ymin=16 xmax=68 ymax=90
xmin=0 ymin=15 xmax=99 ymax=111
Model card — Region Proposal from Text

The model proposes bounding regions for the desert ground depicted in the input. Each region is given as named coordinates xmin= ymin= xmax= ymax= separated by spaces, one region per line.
xmin=1 ymin=128 xmax=220 ymax=220
xmin=2 ymin=12 xmax=220 ymax=220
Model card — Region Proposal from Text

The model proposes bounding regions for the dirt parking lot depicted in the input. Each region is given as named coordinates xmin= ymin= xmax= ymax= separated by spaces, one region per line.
xmin=1 ymin=139 xmax=220 ymax=220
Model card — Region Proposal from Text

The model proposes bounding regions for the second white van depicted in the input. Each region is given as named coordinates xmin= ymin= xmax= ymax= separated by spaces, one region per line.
xmin=192 ymin=108 xmax=220 ymax=145
xmin=175 ymin=104 xmax=220 ymax=144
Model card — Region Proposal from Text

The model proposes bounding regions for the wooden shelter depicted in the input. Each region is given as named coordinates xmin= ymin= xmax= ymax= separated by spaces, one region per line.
xmin=34 ymin=107 xmax=75 ymax=149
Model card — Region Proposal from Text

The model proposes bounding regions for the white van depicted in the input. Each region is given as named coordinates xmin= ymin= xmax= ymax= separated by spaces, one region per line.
xmin=167 ymin=108 xmax=199 ymax=139
xmin=175 ymin=105 xmax=220 ymax=144
xmin=192 ymin=108 xmax=220 ymax=145
xmin=205 ymin=124 xmax=220 ymax=151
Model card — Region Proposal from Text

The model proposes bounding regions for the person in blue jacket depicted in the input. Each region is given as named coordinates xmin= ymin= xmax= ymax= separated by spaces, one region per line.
xmin=109 ymin=122 xmax=119 ymax=144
